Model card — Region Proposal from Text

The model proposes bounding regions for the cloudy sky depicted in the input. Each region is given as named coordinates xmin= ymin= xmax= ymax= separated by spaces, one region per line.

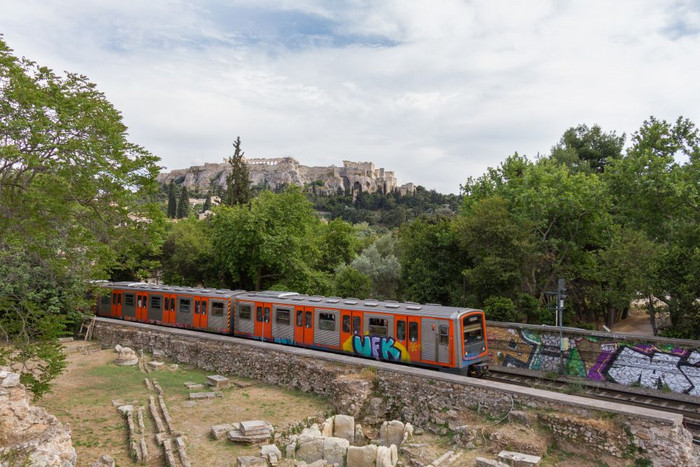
xmin=2 ymin=1 xmax=699 ymax=193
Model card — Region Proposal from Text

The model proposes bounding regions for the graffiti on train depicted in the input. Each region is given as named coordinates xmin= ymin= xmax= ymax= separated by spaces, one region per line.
xmin=342 ymin=335 xmax=410 ymax=362
xmin=487 ymin=326 xmax=700 ymax=395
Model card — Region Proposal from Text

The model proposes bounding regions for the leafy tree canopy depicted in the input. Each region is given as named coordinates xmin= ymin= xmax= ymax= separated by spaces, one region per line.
xmin=0 ymin=37 xmax=161 ymax=396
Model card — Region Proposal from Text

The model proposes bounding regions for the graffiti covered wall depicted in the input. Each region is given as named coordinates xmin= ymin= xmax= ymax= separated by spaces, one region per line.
xmin=487 ymin=322 xmax=700 ymax=396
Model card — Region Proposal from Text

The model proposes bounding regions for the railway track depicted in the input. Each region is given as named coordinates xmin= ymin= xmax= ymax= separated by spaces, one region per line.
xmin=485 ymin=368 xmax=700 ymax=443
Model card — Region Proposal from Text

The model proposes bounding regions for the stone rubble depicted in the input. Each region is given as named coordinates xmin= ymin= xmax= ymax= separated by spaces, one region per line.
xmin=498 ymin=449 xmax=542 ymax=466
xmin=207 ymin=374 xmax=230 ymax=388
xmin=189 ymin=391 xmax=223 ymax=400
xmin=113 ymin=344 xmax=138 ymax=366
xmin=0 ymin=369 xmax=77 ymax=466
xmin=228 ymin=420 xmax=274 ymax=444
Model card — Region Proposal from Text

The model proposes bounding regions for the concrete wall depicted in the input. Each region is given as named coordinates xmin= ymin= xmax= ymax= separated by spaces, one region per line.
xmin=487 ymin=322 xmax=700 ymax=396
xmin=93 ymin=319 xmax=698 ymax=465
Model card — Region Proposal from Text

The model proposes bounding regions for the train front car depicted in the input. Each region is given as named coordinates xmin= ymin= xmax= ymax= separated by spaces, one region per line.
xmin=457 ymin=310 xmax=489 ymax=376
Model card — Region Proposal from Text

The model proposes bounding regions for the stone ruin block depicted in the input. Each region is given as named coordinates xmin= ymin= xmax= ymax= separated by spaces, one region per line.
xmin=148 ymin=361 xmax=164 ymax=370
xmin=211 ymin=423 xmax=239 ymax=440
xmin=498 ymin=450 xmax=542 ymax=466
xmin=189 ymin=391 xmax=222 ymax=400
xmin=228 ymin=420 xmax=274 ymax=444
xmin=183 ymin=382 xmax=205 ymax=390
xmin=207 ymin=374 xmax=230 ymax=389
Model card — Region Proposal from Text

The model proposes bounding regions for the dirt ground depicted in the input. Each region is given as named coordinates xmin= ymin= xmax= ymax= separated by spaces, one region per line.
xmin=37 ymin=340 xmax=645 ymax=466
xmin=611 ymin=307 xmax=654 ymax=335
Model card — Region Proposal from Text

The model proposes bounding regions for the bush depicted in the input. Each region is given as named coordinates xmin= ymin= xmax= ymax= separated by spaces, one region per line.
xmin=483 ymin=296 xmax=517 ymax=322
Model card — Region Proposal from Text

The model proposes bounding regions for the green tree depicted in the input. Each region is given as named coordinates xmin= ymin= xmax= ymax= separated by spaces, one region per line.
xmin=350 ymin=234 xmax=401 ymax=300
xmin=399 ymin=215 xmax=465 ymax=305
xmin=221 ymin=136 xmax=251 ymax=206
xmin=319 ymin=218 xmax=359 ymax=272
xmin=202 ymin=192 xmax=212 ymax=212
xmin=550 ymin=124 xmax=625 ymax=173
xmin=167 ymin=180 xmax=177 ymax=218
xmin=605 ymin=116 xmax=700 ymax=336
xmin=160 ymin=217 xmax=217 ymax=286
xmin=177 ymin=185 xmax=190 ymax=219
xmin=334 ymin=266 xmax=372 ymax=299
xmin=211 ymin=187 xmax=324 ymax=293
xmin=0 ymin=38 xmax=160 ymax=396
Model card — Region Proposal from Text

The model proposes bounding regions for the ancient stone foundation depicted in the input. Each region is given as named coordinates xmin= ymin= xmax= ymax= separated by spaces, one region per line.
xmin=93 ymin=321 xmax=699 ymax=466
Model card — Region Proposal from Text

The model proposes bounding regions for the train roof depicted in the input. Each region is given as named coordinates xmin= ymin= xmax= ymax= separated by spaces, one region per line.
xmin=235 ymin=291 xmax=482 ymax=320
xmin=102 ymin=282 xmax=245 ymax=299
xmin=101 ymin=282 xmax=484 ymax=319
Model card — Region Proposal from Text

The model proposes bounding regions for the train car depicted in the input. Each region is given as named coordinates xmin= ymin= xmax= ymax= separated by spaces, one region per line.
xmin=96 ymin=283 xmax=489 ymax=376
xmin=231 ymin=291 xmax=489 ymax=376
xmin=95 ymin=282 xmax=244 ymax=334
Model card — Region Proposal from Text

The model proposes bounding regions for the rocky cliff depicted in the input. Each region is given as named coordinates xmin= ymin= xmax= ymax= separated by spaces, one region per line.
xmin=0 ymin=369 xmax=76 ymax=466
xmin=157 ymin=157 xmax=416 ymax=197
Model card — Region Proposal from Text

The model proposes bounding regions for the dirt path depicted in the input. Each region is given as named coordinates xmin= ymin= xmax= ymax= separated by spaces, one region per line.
xmin=611 ymin=307 xmax=654 ymax=335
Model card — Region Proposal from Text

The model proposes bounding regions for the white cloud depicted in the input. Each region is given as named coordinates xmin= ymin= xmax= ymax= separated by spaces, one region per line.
xmin=2 ymin=0 xmax=699 ymax=193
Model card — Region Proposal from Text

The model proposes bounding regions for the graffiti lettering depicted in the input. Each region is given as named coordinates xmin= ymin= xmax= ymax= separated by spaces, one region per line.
xmin=488 ymin=326 xmax=700 ymax=396
xmin=352 ymin=335 xmax=402 ymax=361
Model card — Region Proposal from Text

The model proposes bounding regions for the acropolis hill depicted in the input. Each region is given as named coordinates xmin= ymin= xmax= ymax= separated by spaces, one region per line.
xmin=157 ymin=157 xmax=416 ymax=196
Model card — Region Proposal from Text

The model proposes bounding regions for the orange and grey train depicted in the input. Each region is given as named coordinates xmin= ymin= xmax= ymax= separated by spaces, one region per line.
xmin=96 ymin=282 xmax=489 ymax=376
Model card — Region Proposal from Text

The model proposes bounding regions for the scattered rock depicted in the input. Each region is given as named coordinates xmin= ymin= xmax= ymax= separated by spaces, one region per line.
xmin=347 ymin=445 xmax=378 ymax=467
xmin=323 ymin=437 xmax=350 ymax=467
xmin=296 ymin=438 xmax=324 ymax=464
xmin=379 ymin=420 xmax=405 ymax=447
xmin=152 ymin=349 xmax=165 ymax=359
xmin=475 ymin=458 xmax=509 ymax=467
xmin=261 ymin=444 xmax=282 ymax=465
xmin=89 ymin=455 xmax=115 ymax=467
xmin=184 ymin=382 xmax=205 ymax=390
xmin=207 ymin=374 xmax=230 ymax=389
xmin=211 ymin=423 xmax=237 ymax=440
xmin=333 ymin=414 xmax=355 ymax=444
xmin=234 ymin=380 xmax=254 ymax=388
xmin=189 ymin=391 xmax=222 ymax=400
xmin=113 ymin=345 xmax=138 ymax=366
xmin=236 ymin=455 xmax=268 ymax=466
xmin=148 ymin=361 xmax=164 ymax=370
xmin=228 ymin=420 xmax=274 ymax=444
xmin=498 ymin=450 xmax=542 ymax=466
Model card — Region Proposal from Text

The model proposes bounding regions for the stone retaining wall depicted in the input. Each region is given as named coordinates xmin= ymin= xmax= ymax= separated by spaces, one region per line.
xmin=93 ymin=320 xmax=699 ymax=466
xmin=487 ymin=322 xmax=700 ymax=396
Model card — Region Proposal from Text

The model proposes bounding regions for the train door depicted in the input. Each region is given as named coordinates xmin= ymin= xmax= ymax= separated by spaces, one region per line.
xmin=394 ymin=314 xmax=408 ymax=361
xmin=136 ymin=293 xmax=148 ymax=321
xmin=294 ymin=306 xmax=314 ymax=346
xmin=407 ymin=316 xmax=421 ymax=362
xmin=254 ymin=302 xmax=272 ymax=339
xmin=340 ymin=310 xmax=352 ymax=348
xmin=163 ymin=294 xmax=177 ymax=324
xmin=352 ymin=311 xmax=363 ymax=337
xmin=437 ymin=321 xmax=451 ymax=365
xmin=193 ymin=297 xmax=209 ymax=330
xmin=111 ymin=290 xmax=122 ymax=317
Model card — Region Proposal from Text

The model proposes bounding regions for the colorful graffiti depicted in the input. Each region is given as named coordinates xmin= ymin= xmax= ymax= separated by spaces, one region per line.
xmin=487 ymin=325 xmax=700 ymax=396
xmin=342 ymin=335 xmax=410 ymax=362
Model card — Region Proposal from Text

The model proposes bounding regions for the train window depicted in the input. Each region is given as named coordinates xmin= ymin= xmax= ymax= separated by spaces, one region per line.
xmin=164 ymin=297 xmax=170 ymax=310
xmin=305 ymin=311 xmax=312 ymax=329
xmin=409 ymin=322 xmax=418 ymax=342
xmin=137 ymin=296 xmax=142 ymax=308
xmin=276 ymin=309 xmax=291 ymax=325
xmin=125 ymin=294 xmax=135 ymax=307
xmin=397 ymin=321 xmax=406 ymax=341
xmin=150 ymin=296 xmax=161 ymax=309
xmin=112 ymin=293 xmax=116 ymax=304
xmin=319 ymin=313 xmax=336 ymax=331
xmin=211 ymin=302 xmax=225 ymax=317
xmin=118 ymin=294 xmax=122 ymax=305
xmin=463 ymin=315 xmax=483 ymax=343
xmin=195 ymin=301 xmax=200 ymax=314
xmin=256 ymin=306 xmax=263 ymax=322
xmin=353 ymin=316 xmax=361 ymax=335
xmin=439 ymin=324 xmax=449 ymax=345
xmin=264 ymin=307 xmax=270 ymax=323
xmin=101 ymin=296 xmax=110 ymax=305
xmin=369 ymin=318 xmax=388 ymax=337
xmin=170 ymin=298 xmax=176 ymax=311
xmin=296 ymin=310 xmax=303 ymax=326
xmin=179 ymin=299 xmax=191 ymax=313
xmin=201 ymin=302 xmax=206 ymax=316
xmin=342 ymin=315 xmax=351 ymax=333
xmin=239 ymin=304 xmax=251 ymax=320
